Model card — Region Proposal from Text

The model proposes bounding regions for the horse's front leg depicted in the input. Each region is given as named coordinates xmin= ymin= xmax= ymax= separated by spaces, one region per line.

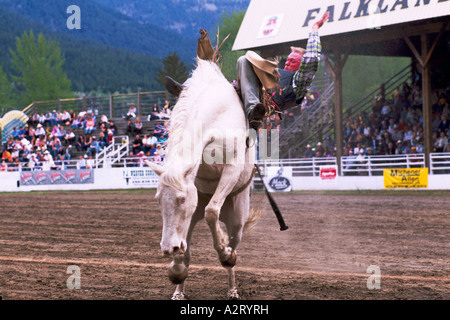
xmin=204 ymin=166 xmax=241 ymax=269
xmin=169 ymin=204 xmax=204 ymax=300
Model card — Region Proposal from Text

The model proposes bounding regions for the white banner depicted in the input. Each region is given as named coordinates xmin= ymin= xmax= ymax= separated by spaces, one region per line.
xmin=264 ymin=166 xmax=292 ymax=192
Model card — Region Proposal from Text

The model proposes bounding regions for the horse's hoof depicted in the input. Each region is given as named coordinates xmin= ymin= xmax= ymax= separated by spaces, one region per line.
xmin=168 ymin=255 xmax=188 ymax=284
xmin=171 ymin=292 xmax=186 ymax=300
xmin=220 ymin=250 xmax=237 ymax=269
xmin=227 ymin=288 xmax=240 ymax=300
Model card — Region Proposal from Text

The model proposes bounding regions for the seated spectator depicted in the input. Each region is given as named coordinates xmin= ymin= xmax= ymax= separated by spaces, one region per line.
xmin=87 ymin=136 xmax=100 ymax=156
xmin=77 ymin=155 xmax=87 ymax=169
xmin=434 ymin=131 xmax=448 ymax=152
xmin=42 ymin=150 xmax=56 ymax=170
xmin=391 ymin=125 xmax=403 ymax=141
xmin=61 ymin=110 xmax=71 ymax=126
xmin=153 ymin=122 xmax=164 ymax=138
xmin=49 ymin=135 xmax=62 ymax=159
xmin=76 ymin=135 xmax=86 ymax=152
xmin=126 ymin=120 xmax=135 ymax=136
xmin=395 ymin=140 xmax=407 ymax=154
xmin=64 ymin=129 xmax=76 ymax=146
xmin=30 ymin=112 xmax=40 ymax=127
xmin=69 ymin=109 xmax=77 ymax=123
xmin=106 ymin=121 xmax=116 ymax=134
xmin=107 ymin=130 xmax=114 ymax=145
xmin=78 ymin=109 xmax=87 ymax=120
xmin=132 ymin=134 xmax=143 ymax=154
xmin=86 ymin=155 xmax=95 ymax=169
xmin=2 ymin=148 xmax=12 ymax=163
xmin=136 ymin=151 xmax=147 ymax=167
xmin=125 ymin=105 xmax=137 ymax=120
xmin=54 ymin=154 xmax=67 ymax=170
xmin=98 ymin=131 xmax=108 ymax=149
xmin=71 ymin=116 xmax=82 ymax=130
xmin=303 ymin=144 xmax=314 ymax=158
xmin=85 ymin=134 xmax=93 ymax=151
xmin=84 ymin=116 xmax=96 ymax=135
xmin=135 ymin=117 xmax=143 ymax=135
xmin=99 ymin=113 xmax=108 ymax=127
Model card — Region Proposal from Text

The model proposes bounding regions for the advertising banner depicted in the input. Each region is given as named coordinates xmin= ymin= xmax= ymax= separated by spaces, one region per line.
xmin=122 ymin=168 xmax=159 ymax=188
xmin=264 ymin=166 xmax=292 ymax=192
xmin=20 ymin=169 xmax=94 ymax=186
xmin=320 ymin=165 xmax=338 ymax=183
xmin=383 ymin=168 xmax=428 ymax=189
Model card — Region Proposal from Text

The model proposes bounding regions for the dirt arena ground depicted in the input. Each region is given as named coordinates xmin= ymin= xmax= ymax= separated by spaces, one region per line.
xmin=0 ymin=189 xmax=448 ymax=301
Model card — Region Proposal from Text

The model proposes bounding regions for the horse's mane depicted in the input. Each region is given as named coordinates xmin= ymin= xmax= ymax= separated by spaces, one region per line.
xmin=159 ymin=59 xmax=227 ymax=192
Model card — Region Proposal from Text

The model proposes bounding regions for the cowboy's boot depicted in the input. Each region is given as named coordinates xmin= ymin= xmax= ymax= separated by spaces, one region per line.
xmin=247 ymin=103 xmax=266 ymax=131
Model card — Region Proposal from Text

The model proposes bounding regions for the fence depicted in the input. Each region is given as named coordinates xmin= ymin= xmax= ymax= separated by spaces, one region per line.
xmin=21 ymin=92 xmax=177 ymax=119
xmin=2 ymin=153 xmax=450 ymax=176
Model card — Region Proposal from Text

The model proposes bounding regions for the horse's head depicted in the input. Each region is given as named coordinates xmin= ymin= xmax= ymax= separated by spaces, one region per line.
xmin=146 ymin=160 xmax=198 ymax=256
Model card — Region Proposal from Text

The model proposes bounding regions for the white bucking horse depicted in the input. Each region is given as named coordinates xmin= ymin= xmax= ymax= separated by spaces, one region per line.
xmin=145 ymin=57 xmax=260 ymax=300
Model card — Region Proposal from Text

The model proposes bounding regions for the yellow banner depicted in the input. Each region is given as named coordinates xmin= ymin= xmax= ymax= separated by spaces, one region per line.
xmin=383 ymin=168 xmax=428 ymax=189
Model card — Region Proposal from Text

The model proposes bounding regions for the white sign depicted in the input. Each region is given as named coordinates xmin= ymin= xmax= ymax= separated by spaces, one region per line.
xmin=233 ymin=0 xmax=450 ymax=51
xmin=264 ymin=166 xmax=292 ymax=192
xmin=122 ymin=168 xmax=159 ymax=187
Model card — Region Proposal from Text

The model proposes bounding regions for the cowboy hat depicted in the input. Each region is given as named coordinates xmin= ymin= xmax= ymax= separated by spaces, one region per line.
xmin=245 ymin=51 xmax=280 ymax=90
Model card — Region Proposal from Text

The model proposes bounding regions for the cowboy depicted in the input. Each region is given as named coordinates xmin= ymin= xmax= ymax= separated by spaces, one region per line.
xmin=165 ymin=12 xmax=329 ymax=131
xmin=238 ymin=11 xmax=329 ymax=130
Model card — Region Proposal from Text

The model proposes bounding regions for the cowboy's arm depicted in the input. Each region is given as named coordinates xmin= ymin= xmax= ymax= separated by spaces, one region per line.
xmin=292 ymin=12 xmax=328 ymax=104
xmin=292 ymin=31 xmax=322 ymax=105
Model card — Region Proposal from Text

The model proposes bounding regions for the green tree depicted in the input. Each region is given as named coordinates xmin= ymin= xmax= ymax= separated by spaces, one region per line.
xmin=0 ymin=66 xmax=12 ymax=106
xmin=9 ymin=30 xmax=73 ymax=106
xmin=215 ymin=11 xmax=246 ymax=81
xmin=156 ymin=52 xmax=189 ymax=86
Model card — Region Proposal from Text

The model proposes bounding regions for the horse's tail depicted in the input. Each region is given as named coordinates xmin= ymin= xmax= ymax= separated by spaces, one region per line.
xmin=244 ymin=193 xmax=265 ymax=231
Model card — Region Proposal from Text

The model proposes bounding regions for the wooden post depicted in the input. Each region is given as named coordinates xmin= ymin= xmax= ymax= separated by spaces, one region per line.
xmin=421 ymin=33 xmax=432 ymax=169
xmin=109 ymin=94 xmax=114 ymax=119
xmin=137 ymin=92 xmax=141 ymax=117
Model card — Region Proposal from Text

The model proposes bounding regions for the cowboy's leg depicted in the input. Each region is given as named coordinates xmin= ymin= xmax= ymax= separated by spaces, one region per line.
xmin=236 ymin=56 xmax=265 ymax=129
xmin=236 ymin=56 xmax=261 ymax=113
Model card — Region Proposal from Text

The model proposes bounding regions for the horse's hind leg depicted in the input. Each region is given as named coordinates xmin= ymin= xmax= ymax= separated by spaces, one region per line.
xmin=220 ymin=189 xmax=250 ymax=299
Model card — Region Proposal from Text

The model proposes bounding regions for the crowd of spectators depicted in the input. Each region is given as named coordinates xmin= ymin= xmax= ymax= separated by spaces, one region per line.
xmin=1 ymin=108 xmax=118 ymax=171
xmin=123 ymin=102 xmax=170 ymax=167
xmin=303 ymin=79 xmax=450 ymax=159
xmin=1 ymin=102 xmax=171 ymax=171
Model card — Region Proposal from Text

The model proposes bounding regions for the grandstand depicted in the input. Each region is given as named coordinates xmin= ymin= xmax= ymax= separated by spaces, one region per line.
xmin=234 ymin=0 xmax=450 ymax=173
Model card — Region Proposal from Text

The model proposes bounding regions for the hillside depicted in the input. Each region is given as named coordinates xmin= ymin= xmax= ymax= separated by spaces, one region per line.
xmin=0 ymin=0 xmax=197 ymax=62
xmin=0 ymin=6 xmax=169 ymax=95
xmin=93 ymin=0 xmax=251 ymax=38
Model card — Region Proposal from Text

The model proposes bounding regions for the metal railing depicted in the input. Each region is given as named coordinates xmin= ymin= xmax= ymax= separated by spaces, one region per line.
xmin=257 ymin=157 xmax=337 ymax=177
xmin=430 ymin=152 xmax=450 ymax=175
xmin=3 ymin=153 xmax=450 ymax=176
xmin=341 ymin=153 xmax=425 ymax=176
xmin=95 ymin=135 xmax=129 ymax=168
xmin=21 ymin=92 xmax=177 ymax=119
